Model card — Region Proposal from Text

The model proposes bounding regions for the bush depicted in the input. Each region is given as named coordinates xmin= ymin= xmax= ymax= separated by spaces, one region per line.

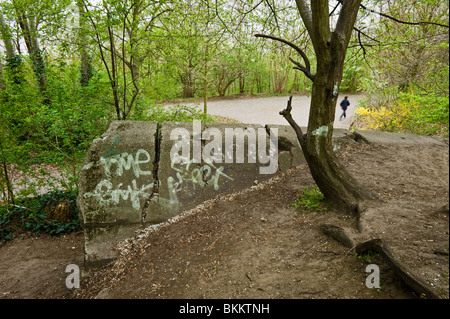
xmin=0 ymin=190 xmax=80 ymax=244
xmin=130 ymin=100 xmax=216 ymax=123
xmin=356 ymin=91 xmax=449 ymax=137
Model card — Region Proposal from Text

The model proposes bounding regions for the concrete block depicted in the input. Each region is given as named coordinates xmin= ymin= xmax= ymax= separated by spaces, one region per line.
xmin=266 ymin=124 xmax=307 ymax=171
xmin=353 ymin=129 xmax=447 ymax=145
xmin=78 ymin=121 xmax=157 ymax=226
xmin=77 ymin=121 xmax=157 ymax=266
xmin=83 ymin=223 xmax=141 ymax=267
xmin=144 ymin=122 xmax=278 ymax=224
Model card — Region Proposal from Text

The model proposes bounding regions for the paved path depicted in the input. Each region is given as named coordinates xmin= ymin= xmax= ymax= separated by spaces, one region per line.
xmin=167 ymin=94 xmax=365 ymax=129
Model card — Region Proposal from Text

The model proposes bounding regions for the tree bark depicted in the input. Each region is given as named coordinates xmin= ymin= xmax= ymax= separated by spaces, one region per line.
xmin=0 ymin=14 xmax=13 ymax=90
xmin=13 ymin=2 xmax=46 ymax=93
xmin=77 ymin=0 xmax=91 ymax=87
xmin=0 ymin=14 xmax=16 ymax=61
xmin=305 ymin=0 xmax=377 ymax=211
xmin=305 ymin=40 xmax=376 ymax=211
xmin=0 ymin=13 xmax=22 ymax=85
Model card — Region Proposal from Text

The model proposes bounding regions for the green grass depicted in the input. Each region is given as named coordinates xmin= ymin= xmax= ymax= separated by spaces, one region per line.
xmin=291 ymin=186 xmax=329 ymax=213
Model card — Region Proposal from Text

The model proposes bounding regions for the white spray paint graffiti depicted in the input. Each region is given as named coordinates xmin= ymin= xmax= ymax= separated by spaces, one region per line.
xmin=82 ymin=147 xmax=233 ymax=211
xmin=151 ymin=154 xmax=234 ymax=209
xmin=311 ymin=125 xmax=329 ymax=137
xmin=149 ymin=155 xmax=234 ymax=210
xmin=99 ymin=149 xmax=152 ymax=179
xmin=83 ymin=121 xmax=279 ymax=212
xmin=84 ymin=179 xmax=154 ymax=210
xmin=171 ymin=154 xmax=233 ymax=191
xmin=83 ymin=149 xmax=154 ymax=211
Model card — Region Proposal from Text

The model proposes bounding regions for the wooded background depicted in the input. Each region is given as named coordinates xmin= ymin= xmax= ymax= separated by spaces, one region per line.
xmin=0 ymin=0 xmax=448 ymax=226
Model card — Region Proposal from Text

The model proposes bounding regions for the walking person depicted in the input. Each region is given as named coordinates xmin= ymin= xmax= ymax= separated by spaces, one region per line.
xmin=339 ymin=96 xmax=350 ymax=120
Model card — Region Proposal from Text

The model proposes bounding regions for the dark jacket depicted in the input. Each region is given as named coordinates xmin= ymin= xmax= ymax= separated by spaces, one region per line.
xmin=340 ymin=99 xmax=350 ymax=110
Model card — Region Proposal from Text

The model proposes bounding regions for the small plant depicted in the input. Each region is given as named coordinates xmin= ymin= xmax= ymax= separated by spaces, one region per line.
xmin=355 ymin=250 xmax=380 ymax=264
xmin=291 ymin=186 xmax=328 ymax=213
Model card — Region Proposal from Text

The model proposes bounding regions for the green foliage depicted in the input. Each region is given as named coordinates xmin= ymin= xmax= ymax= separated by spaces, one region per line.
xmin=0 ymin=0 xmax=448 ymax=237
xmin=0 ymin=207 xmax=14 ymax=241
xmin=291 ymin=186 xmax=328 ymax=213
xmin=0 ymin=190 xmax=80 ymax=244
xmin=356 ymin=89 xmax=449 ymax=137
xmin=130 ymin=100 xmax=216 ymax=123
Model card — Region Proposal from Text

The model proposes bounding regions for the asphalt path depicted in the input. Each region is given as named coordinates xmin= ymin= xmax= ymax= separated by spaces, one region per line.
xmin=167 ymin=94 xmax=365 ymax=129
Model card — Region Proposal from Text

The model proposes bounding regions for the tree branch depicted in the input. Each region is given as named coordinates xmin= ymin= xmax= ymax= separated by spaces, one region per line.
xmin=356 ymin=28 xmax=366 ymax=58
xmin=254 ymin=33 xmax=315 ymax=81
xmin=279 ymin=96 xmax=306 ymax=147
xmin=353 ymin=26 xmax=380 ymax=43
xmin=359 ymin=2 xmax=449 ymax=29
xmin=294 ymin=0 xmax=313 ymax=37
xmin=334 ymin=0 xmax=362 ymax=43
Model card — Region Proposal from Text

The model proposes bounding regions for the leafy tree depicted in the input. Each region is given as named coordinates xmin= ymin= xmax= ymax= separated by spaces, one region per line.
xmin=256 ymin=0 xmax=448 ymax=211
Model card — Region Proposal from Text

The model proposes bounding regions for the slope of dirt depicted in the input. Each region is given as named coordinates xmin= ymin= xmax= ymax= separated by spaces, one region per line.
xmin=71 ymin=137 xmax=449 ymax=299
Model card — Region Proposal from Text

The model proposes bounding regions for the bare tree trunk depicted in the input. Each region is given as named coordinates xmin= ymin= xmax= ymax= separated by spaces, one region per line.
xmin=305 ymin=66 xmax=376 ymax=211
xmin=77 ymin=0 xmax=91 ymax=87
xmin=14 ymin=3 xmax=46 ymax=93
xmin=181 ymin=69 xmax=195 ymax=98
xmin=0 ymin=14 xmax=16 ymax=60
xmin=305 ymin=0 xmax=377 ymax=211
xmin=0 ymin=13 xmax=22 ymax=85
xmin=239 ymin=71 xmax=245 ymax=94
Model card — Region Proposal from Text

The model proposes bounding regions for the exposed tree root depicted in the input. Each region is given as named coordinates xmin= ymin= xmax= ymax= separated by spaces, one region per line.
xmin=355 ymin=239 xmax=440 ymax=299
xmin=432 ymin=203 xmax=449 ymax=216
xmin=320 ymin=224 xmax=355 ymax=248
xmin=320 ymin=222 xmax=441 ymax=299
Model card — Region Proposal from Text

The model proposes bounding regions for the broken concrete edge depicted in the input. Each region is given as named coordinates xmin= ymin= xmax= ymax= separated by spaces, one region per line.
xmin=77 ymin=121 xmax=159 ymax=267
xmin=352 ymin=129 xmax=449 ymax=146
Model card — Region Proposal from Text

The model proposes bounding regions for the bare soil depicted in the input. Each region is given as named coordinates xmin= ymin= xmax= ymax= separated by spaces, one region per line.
xmin=1 ymin=136 xmax=448 ymax=299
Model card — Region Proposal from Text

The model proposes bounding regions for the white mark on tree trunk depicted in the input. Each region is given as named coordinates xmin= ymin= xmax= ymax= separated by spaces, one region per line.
xmin=333 ymin=83 xmax=339 ymax=97
xmin=311 ymin=125 xmax=329 ymax=137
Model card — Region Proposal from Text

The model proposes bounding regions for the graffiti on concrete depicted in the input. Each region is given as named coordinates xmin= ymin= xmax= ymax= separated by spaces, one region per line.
xmin=169 ymin=120 xmax=279 ymax=175
xmin=83 ymin=149 xmax=154 ymax=211
xmin=99 ymin=149 xmax=152 ymax=179
xmin=170 ymin=154 xmax=233 ymax=191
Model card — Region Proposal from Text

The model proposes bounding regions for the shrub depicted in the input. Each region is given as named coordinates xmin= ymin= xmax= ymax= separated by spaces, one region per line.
xmin=130 ymin=100 xmax=216 ymax=123
xmin=291 ymin=186 xmax=328 ymax=213
xmin=355 ymin=92 xmax=449 ymax=137
xmin=0 ymin=190 xmax=80 ymax=244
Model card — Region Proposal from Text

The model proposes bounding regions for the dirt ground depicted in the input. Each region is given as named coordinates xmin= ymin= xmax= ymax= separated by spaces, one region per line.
xmin=0 ymin=134 xmax=448 ymax=300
